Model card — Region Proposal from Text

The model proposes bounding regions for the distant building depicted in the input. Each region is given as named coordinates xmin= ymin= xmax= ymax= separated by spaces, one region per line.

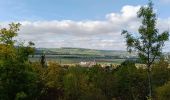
xmin=164 ymin=55 xmax=170 ymax=62
xmin=79 ymin=60 xmax=96 ymax=67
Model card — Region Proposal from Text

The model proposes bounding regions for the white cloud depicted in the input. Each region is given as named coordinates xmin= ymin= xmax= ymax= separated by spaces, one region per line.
xmin=2 ymin=5 xmax=170 ymax=51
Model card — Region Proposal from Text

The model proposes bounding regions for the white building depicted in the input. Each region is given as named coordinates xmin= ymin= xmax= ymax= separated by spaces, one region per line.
xmin=79 ymin=60 xmax=96 ymax=67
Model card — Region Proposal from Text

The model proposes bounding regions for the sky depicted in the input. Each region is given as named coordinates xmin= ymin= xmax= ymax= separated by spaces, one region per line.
xmin=0 ymin=0 xmax=170 ymax=51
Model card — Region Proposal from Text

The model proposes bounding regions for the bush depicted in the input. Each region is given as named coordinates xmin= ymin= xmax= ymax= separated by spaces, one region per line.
xmin=156 ymin=81 xmax=170 ymax=100
xmin=114 ymin=60 xmax=148 ymax=100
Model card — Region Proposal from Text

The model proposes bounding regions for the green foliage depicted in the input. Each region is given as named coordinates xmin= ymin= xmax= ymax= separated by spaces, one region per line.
xmin=121 ymin=1 xmax=169 ymax=98
xmin=43 ymin=62 xmax=63 ymax=88
xmin=88 ymin=66 xmax=116 ymax=100
xmin=115 ymin=60 xmax=148 ymax=100
xmin=0 ymin=62 xmax=39 ymax=100
xmin=17 ymin=41 xmax=35 ymax=62
xmin=122 ymin=1 xmax=169 ymax=64
xmin=31 ymin=62 xmax=65 ymax=100
xmin=152 ymin=58 xmax=170 ymax=86
xmin=0 ymin=23 xmax=20 ymax=45
xmin=63 ymin=66 xmax=106 ymax=100
xmin=15 ymin=92 xmax=27 ymax=100
xmin=151 ymin=58 xmax=170 ymax=97
xmin=0 ymin=23 xmax=39 ymax=100
xmin=156 ymin=81 xmax=170 ymax=100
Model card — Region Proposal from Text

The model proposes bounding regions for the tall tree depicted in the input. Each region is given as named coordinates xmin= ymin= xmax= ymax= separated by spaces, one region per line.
xmin=121 ymin=0 xmax=169 ymax=99
xmin=0 ymin=23 xmax=38 ymax=100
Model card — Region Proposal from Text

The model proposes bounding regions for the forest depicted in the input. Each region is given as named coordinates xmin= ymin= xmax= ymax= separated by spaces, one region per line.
xmin=1 ymin=1 xmax=170 ymax=100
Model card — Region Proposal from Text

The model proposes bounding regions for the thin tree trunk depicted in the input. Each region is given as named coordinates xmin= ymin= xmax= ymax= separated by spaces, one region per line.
xmin=147 ymin=65 xmax=152 ymax=99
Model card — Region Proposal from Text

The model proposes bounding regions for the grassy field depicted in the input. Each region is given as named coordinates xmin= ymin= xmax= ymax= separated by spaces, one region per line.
xmin=30 ymin=56 xmax=126 ymax=64
xmin=32 ymin=48 xmax=170 ymax=65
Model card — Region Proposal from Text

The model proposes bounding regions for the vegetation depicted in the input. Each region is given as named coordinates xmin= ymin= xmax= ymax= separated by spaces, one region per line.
xmin=156 ymin=81 xmax=170 ymax=100
xmin=0 ymin=23 xmax=39 ymax=100
xmin=35 ymin=47 xmax=130 ymax=57
xmin=122 ymin=0 xmax=169 ymax=99
xmin=1 ymin=0 xmax=170 ymax=100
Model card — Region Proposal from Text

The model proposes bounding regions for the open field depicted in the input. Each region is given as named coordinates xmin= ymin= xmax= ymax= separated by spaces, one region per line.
xmin=30 ymin=56 xmax=126 ymax=64
xmin=32 ymin=48 xmax=170 ymax=65
xmin=31 ymin=47 xmax=137 ymax=64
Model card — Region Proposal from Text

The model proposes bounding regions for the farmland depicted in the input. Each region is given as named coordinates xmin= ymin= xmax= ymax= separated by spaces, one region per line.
xmin=30 ymin=47 xmax=138 ymax=64
xmin=31 ymin=47 xmax=170 ymax=65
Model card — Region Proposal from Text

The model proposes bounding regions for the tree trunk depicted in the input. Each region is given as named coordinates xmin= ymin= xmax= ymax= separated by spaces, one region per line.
xmin=147 ymin=65 xmax=152 ymax=99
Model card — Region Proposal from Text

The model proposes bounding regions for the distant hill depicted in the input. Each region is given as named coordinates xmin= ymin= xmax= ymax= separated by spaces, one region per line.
xmin=35 ymin=47 xmax=137 ymax=58
xmin=31 ymin=48 xmax=170 ymax=64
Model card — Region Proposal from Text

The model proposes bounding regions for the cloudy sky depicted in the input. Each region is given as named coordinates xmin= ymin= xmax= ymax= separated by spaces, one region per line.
xmin=0 ymin=0 xmax=170 ymax=51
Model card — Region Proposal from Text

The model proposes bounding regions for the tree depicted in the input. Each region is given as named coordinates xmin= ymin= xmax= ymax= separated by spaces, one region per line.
xmin=0 ymin=23 xmax=39 ymax=100
xmin=17 ymin=41 xmax=35 ymax=63
xmin=115 ymin=60 xmax=148 ymax=100
xmin=0 ymin=23 xmax=20 ymax=61
xmin=121 ymin=0 xmax=169 ymax=98
xmin=63 ymin=66 xmax=106 ymax=100
xmin=88 ymin=65 xmax=116 ymax=100
xmin=40 ymin=52 xmax=46 ymax=67
xmin=39 ymin=62 xmax=64 ymax=100
xmin=152 ymin=58 xmax=170 ymax=88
